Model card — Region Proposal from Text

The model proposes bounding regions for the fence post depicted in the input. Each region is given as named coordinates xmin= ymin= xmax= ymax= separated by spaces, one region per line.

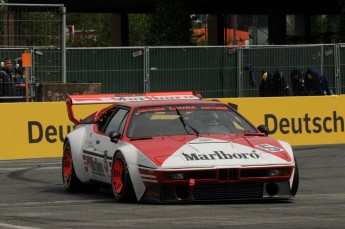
xmin=144 ymin=47 xmax=150 ymax=92
xmin=237 ymin=46 xmax=242 ymax=97
xmin=61 ymin=6 xmax=66 ymax=83
xmin=335 ymin=44 xmax=341 ymax=94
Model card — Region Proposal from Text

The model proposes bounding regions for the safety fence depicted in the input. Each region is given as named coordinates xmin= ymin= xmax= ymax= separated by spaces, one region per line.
xmin=64 ymin=45 xmax=342 ymax=98
xmin=0 ymin=46 xmax=61 ymax=101
xmin=1 ymin=44 xmax=343 ymax=101
xmin=0 ymin=3 xmax=64 ymax=102
xmin=1 ymin=3 xmax=345 ymax=100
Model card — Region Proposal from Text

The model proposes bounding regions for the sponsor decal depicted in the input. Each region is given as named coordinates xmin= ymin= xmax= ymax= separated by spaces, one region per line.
xmin=71 ymin=95 xmax=200 ymax=104
xmin=115 ymin=95 xmax=199 ymax=102
xmin=168 ymin=106 xmax=197 ymax=110
xmin=256 ymin=144 xmax=283 ymax=152
xmin=83 ymin=155 xmax=105 ymax=176
xmin=182 ymin=151 xmax=260 ymax=161
xmin=200 ymin=106 xmax=228 ymax=110
xmin=83 ymin=155 xmax=90 ymax=172
xmin=103 ymin=151 xmax=109 ymax=173
xmin=137 ymin=107 xmax=165 ymax=114
xmin=135 ymin=105 xmax=229 ymax=115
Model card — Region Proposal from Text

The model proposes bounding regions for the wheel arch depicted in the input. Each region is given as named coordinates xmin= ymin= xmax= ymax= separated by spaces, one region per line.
xmin=278 ymin=140 xmax=294 ymax=161
xmin=112 ymin=147 xmax=152 ymax=202
xmin=290 ymin=156 xmax=299 ymax=196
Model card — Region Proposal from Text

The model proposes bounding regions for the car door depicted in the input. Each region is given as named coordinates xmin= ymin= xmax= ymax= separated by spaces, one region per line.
xmin=89 ymin=107 xmax=129 ymax=183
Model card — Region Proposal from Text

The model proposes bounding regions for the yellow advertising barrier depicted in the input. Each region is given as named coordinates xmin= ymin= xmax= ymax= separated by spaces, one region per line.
xmin=1 ymin=95 xmax=344 ymax=160
xmin=215 ymin=95 xmax=344 ymax=146
xmin=0 ymin=102 xmax=108 ymax=160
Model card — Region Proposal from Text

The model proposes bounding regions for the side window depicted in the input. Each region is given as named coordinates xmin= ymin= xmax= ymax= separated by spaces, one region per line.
xmin=104 ymin=109 xmax=129 ymax=135
xmin=97 ymin=108 xmax=116 ymax=132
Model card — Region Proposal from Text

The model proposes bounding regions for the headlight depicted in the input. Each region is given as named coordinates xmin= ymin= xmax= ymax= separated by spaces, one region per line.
xmin=267 ymin=168 xmax=290 ymax=176
xmin=268 ymin=169 xmax=281 ymax=176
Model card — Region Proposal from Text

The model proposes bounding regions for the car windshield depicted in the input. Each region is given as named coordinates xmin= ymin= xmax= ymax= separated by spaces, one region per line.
xmin=126 ymin=104 xmax=258 ymax=138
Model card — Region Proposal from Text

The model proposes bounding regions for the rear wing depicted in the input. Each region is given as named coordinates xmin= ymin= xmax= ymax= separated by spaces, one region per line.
xmin=66 ymin=91 xmax=202 ymax=124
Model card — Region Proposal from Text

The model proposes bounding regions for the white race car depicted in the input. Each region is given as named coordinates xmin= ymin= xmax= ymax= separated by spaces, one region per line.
xmin=62 ymin=91 xmax=299 ymax=203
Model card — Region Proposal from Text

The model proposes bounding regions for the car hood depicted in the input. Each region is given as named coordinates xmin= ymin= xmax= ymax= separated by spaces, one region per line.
xmin=129 ymin=135 xmax=292 ymax=168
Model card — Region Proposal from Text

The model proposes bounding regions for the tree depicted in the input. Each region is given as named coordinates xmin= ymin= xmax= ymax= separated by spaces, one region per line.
xmin=310 ymin=15 xmax=329 ymax=43
xmin=128 ymin=14 xmax=150 ymax=46
xmin=145 ymin=0 xmax=193 ymax=46
xmin=337 ymin=0 xmax=345 ymax=42
xmin=66 ymin=13 xmax=111 ymax=47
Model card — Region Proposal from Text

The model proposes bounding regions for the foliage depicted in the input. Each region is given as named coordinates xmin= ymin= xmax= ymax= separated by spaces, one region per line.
xmin=145 ymin=0 xmax=193 ymax=46
xmin=128 ymin=14 xmax=151 ymax=46
xmin=5 ymin=1 xmax=345 ymax=46
xmin=337 ymin=0 xmax=345 ymax=42
xmin=310 ymin=15 xmax=329 ymax=43
xmin=66 ymin=13 xmax=111 ymax=47
xmin=22 ymin=12 xmax=61 ymax=46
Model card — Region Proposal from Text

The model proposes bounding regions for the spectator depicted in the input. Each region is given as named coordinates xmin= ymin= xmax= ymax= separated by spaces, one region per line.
xmin=290 ymin=69 xmax=306 ymax=96
xmin=305 ymin=68 xmax=332 ymax=96
xmin=244 ymin=64 xmax=256 ymax=87
xmin=272 ymin=70 xmax=290 ymax=96
xmin=0 ymin=57 xmax=16 ymax=102
xmin=14 ymin=57 xmax=26 ymax=101
xmin=260 ymin=70 xmax=290 ymax=97
xmin=259 ymin=70 xmax=274 ymax=97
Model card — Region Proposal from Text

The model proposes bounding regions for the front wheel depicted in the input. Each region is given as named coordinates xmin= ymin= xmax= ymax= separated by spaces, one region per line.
xmin=111 ymin=152 xmax=136 ymax=202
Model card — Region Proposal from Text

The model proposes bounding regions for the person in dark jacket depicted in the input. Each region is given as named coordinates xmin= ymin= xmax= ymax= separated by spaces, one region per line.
xmin=290 ymin=69 xmax=306 ymax=96
xmin=259 ymin=70 xmax=273 ymax=97
xmin=0 ymin=57 xmax=16 ymax=102
xmin=305 ymin=68 xmax=332 ymax=96
xmin=272 ymin=70 xmax=290 ymax=96
xmin=14 ymin=57 xmax=26 ymax=101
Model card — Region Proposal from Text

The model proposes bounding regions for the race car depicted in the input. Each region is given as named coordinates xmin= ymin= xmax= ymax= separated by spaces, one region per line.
xmin=62 ymin=91 xmax=299 ymax=203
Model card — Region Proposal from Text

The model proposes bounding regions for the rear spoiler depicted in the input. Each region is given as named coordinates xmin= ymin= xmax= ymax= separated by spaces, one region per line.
xmin=66 ymin=91 xmax=202 ymax=124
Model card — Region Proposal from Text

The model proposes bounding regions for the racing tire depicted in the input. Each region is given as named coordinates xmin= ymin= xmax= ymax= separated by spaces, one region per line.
xmin=62 ymin=140 xmax=82 ymax=192
xmin=111 ymin=152 xmax=136 ymax=203
xmin=291 ymin=157 xmax=299 ymax=196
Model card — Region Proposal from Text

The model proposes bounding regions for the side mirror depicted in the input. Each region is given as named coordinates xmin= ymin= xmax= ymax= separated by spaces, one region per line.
xmin=109 ymin=131 xmax=121 ymax=143
xmin=257 ymin=125 xmax=269 ymax=136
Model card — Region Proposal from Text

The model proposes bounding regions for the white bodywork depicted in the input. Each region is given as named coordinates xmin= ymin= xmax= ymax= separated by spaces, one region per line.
xmin=67 ymin=125 xmax=296 ymax=201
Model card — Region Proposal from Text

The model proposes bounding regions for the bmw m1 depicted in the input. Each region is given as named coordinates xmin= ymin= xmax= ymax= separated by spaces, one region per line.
xmin=62 ymin=91 xmax=299 ymax=203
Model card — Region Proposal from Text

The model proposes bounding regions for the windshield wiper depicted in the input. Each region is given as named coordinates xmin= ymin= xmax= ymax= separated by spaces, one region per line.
xmin=175 ymin=108 xmax=199 ymax=136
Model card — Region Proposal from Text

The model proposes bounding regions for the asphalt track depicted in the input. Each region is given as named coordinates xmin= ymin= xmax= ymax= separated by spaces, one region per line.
xmin=1 ymin=144 xmax=345 ymax=228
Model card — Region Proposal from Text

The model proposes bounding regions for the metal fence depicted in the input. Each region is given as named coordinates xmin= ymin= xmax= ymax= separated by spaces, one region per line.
xmin=0 ymin=3 xmax=65 ymax=101
xmin=0 ymin=3 xmax=345 ymax=100
xmin=1 ymin=44 xmax=341 ymax=100
xmin=66 ymin=47 xmax=145 ymax=93
xmin=65 ymin=45 xmax=341 ymax=98
xmin=240 ymin=44 xmax=338 ymax=97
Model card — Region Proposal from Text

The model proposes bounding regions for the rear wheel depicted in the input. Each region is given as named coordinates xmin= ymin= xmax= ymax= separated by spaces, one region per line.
xmin=111 ymin=152 xmax=136 ymax=202
xmin=62 ymin=141 xmax=82 ymax=192
xmin=291 ymin=157 xmax=299 ymax=196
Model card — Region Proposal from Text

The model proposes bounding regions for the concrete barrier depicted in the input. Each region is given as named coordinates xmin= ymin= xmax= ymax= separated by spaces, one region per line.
xmin=34 ymin=83 xmax=101 ymax=101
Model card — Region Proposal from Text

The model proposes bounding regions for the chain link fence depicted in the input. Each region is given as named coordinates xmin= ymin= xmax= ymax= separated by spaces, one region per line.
xmin=0 ymin=3 xmax=64 ymax=102
xmin=65 ymin=45 xmax=341 ymax=98
xmin=1 ymin=3 xmax=345 ymax=101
